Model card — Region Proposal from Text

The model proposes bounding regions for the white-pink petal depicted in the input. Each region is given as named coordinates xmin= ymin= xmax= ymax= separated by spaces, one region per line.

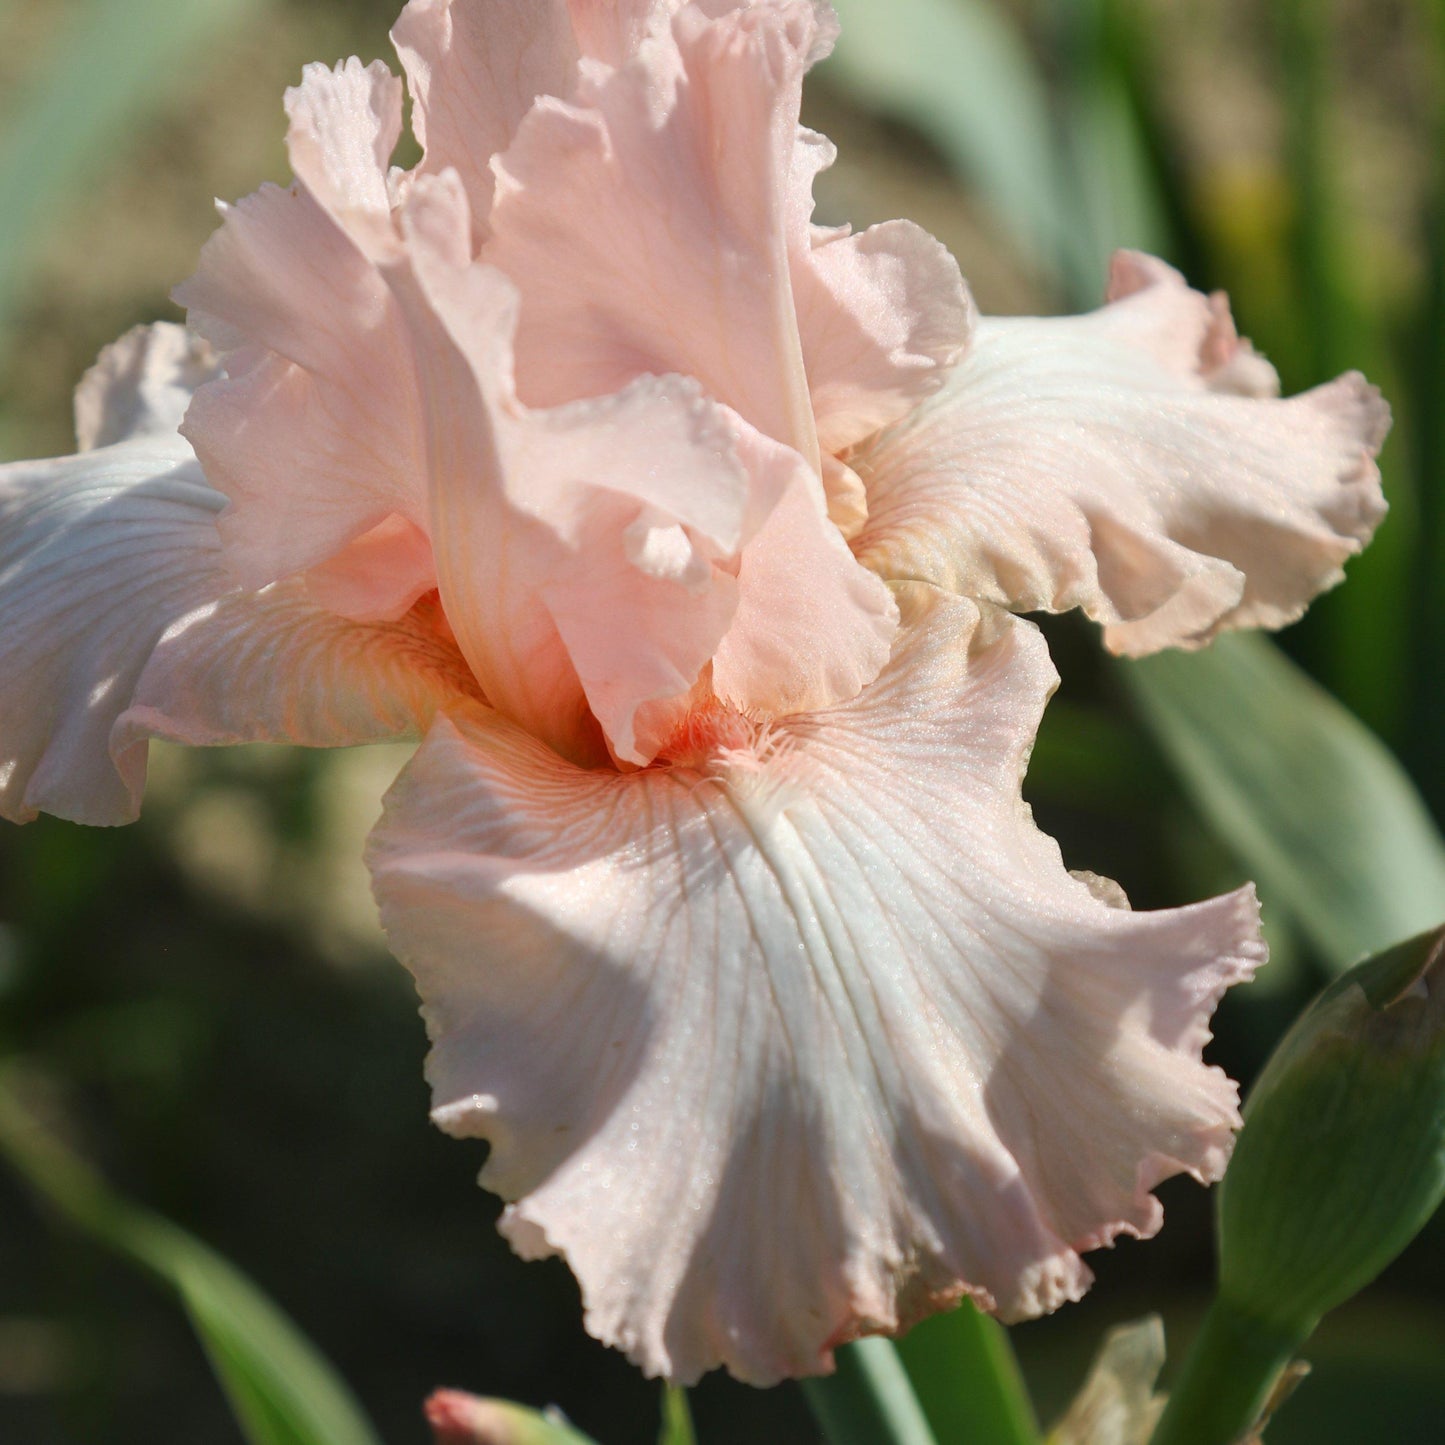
xmin=368 ymin=583 xmax=1263 ymax=1385
xmin=855 ymin=251 xmax=1389 ymax=654
xmin=0 ymin=326 xmax=475 ymax=826
xmin=797 ymin=218 xmax=973 ymax=454
xmin=283 ymin=58 xmax=404 ymax=229
xmin=74 ymin=322 xmax=221 ymax=452
xmin=0 ymin=436 xmax=224 ymax=825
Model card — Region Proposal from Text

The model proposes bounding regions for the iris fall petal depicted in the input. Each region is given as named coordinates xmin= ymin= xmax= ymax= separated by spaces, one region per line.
xmin=368 ymin=583 xmax=1264 ymax=1385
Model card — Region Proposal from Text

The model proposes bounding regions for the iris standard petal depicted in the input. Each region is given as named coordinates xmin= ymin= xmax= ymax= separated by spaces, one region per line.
xmin=484 ymin=0 xmax=827 ymax=464
xmin=175 ymin=65 xmax=431 ymax=611
xmin=484 ymin=0 xmax=967 ymax=468
xmin=392 ymin=0 xmax=581 ymax=239
xmin=388 ymin=174 xmax=784 ymax=767
xmin=368 ymin=583 xmax=1263 ymax=1385
xmin=854 ymin=251 xmax=1389 ymax=655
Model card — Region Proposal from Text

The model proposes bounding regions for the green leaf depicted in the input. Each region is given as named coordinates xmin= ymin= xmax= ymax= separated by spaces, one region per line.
xmin=896 ymin=1302 xmax=1038 ymax=1445
xmin=1119 ymin=633 xmax=1445 ymax=972
xmin=825 ymin=0 xmax=1069 ymax=284
xmin=0 ymin=1076 xmax=382 ymax=1445
xmin=658 ymin=1384 xmax=698 ymax=1445
xmin=1037 ymin=0 xmax=1171 ymax=295
xmin=802 ymin=1337 xmax=940 ymax=1445
xmin=1267 ymin=0 xmax=1413 ymax=739
xmin=0 ymin=0 xmax=264 ymax=336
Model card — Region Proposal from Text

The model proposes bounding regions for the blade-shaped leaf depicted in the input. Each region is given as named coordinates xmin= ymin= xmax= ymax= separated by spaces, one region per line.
xmin=825 ymin=0 xmax=1069 ymax=283
xmin=1120 ymin=633 xmax=1445 ymax=972
xmin=0 ymin=0 xmax=263 ymax=337
xmin=802 ymin=1337 xmax=941 ymax=1445
xmin=896 ymin=1303 xmax=1038 ymax=1445
xmin=0 ymin=1077 xmax=382 ymax=1445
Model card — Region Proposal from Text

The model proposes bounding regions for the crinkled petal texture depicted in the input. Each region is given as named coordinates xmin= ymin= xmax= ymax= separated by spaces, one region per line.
xmin=483 ymin=0 xmax=970 ymax=461
xmin=855 ymin=252 xmax=1389 ymax=655
xmin=175 ymin=60 xmax=434 ymax=619
xmin=389 ymin=173 xmax=896 ymax=766
xmin=0 ymin=324 xmax=477 ymax=826
xmin=391 ymin=0 xmax=581 ymax=237
xmin=369 ymin=583 xmax=1264 ymax=1384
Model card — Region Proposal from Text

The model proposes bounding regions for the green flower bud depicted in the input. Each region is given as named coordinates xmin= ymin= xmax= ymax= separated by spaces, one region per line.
xmin=1217 ymin=924 xmax=1445 ymax=1336
xmin=1152 ymin=928 xmax=1445 ymax=1445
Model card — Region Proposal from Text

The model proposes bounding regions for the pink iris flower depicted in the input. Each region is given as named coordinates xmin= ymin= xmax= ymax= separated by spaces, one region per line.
xmin=0 ymin=0 xmax=1387 ymax=1387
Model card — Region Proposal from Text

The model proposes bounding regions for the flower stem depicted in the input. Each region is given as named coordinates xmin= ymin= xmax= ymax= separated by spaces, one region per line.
xmin=801 ymin=1338 xmax=939 ymax=1445
xmin=1149 ymin=1298 xmax=1307 ymax=1445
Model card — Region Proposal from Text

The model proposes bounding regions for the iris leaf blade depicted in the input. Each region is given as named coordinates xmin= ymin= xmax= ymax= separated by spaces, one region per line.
xmin=802 ymin=1337 xmax=942 ymax=1445
xmin=0 ymin=1077 xmax=383 ymax=1445
xmin=826 ymin=0 xmax=1070 ymax=285
xmin=1119 ymin=633 xmax=1445 ymax=973
xmin=0 ymin=0 xmax=263 ymax=338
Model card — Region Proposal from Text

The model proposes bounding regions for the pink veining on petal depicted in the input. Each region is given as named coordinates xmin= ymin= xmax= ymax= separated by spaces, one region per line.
xmin=369 ymin=584 xmax=1264 ymax=1385
xmin=856 ymin=249 xmax=1389 ymax=654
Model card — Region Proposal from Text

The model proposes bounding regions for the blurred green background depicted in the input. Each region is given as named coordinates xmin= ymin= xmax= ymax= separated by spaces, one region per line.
xmin=1 ymin=0 xmax=1443 ymax=1440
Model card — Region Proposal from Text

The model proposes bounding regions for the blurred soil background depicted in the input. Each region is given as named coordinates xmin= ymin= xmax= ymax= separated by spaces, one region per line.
xmin=1 ymin=0 xmax=1443 ymax=1441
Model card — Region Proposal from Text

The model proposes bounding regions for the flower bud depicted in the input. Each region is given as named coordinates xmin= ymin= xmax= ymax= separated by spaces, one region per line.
xmin=424 ymin=1390 xmax=597 ymax=1445
xmin=1217 ymin=925 xmax=1445 ymax=1335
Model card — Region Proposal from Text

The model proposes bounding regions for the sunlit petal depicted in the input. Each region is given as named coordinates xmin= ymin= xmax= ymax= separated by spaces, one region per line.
xmin=174 ymin=66 xmax=429 ymax=604
xmin=369 ymin=583 xmax=1263 ymax=1384
xmin=856 ymin=251 xmax=1389 ymax=654
xmin=0 ymin=328 xmax=474 ymax=824
xmin=484 ymin=0 xmax=967 ymax=473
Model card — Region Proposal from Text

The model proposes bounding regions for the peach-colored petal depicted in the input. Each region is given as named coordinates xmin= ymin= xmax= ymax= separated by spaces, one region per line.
xmin=174 ymin=66 xmax=427 ymax=593
xmin=305 ymin=513 xmax=438 ymax=622
xmin=387 ymin=174 xmax=805 ymax=766
xmin=392 ymin=0 xmax=738 ymax=238
xmin=484 ymin=1 xmax=965 ymax=466
xmin=711 ymin=462 xmax=897 ymax=717
xmin=392 ymin=0 xmax=581 ymax=242
xmin=797 ymin=219 xmax=973 ymax=454
xmin=855 ymin=252 xmax=1389 ymax=655
xmin=484 ymin=0 xmax=824 ymax=465
xmin=570 ymin=0 xmax=840 ymax=68
xmin=368 ymin=583 xmax=1263 ymax=1385
xmin=283 ymin=57 xmax=403 ymax=231
xmin=567 ymin=0 xmax=674 ymax=65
